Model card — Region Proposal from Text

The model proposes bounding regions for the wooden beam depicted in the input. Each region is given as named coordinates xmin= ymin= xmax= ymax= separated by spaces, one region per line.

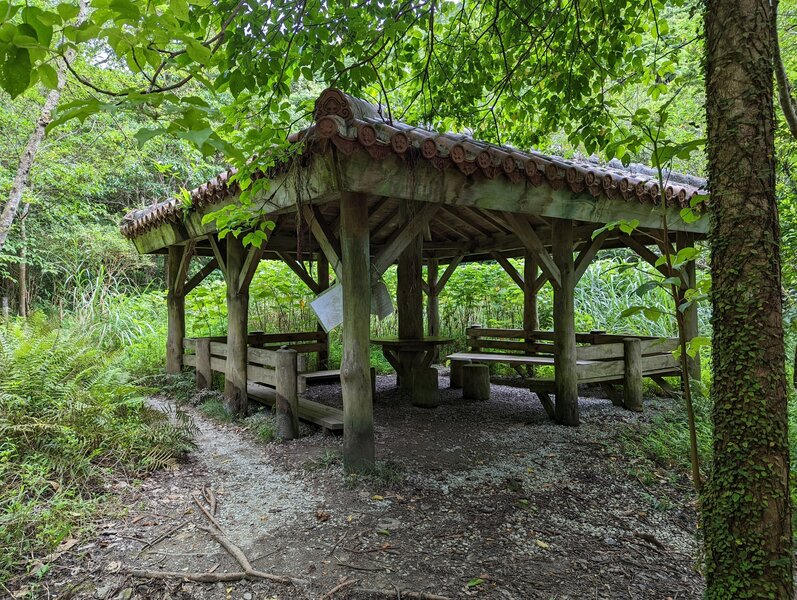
xmin=619 ymin=234 xmax=686 ymax=285
xmin=340 ymin=191 xmax=375 ymax=473
xmin=574 ymin=230 xmax=609 ymax=283
xmin=532 ymin=271 xmax=549 ymax=294
xmin=238 ymin=243 xmax=265 ymax=295
xmin=373 ymin=203 xmax=442 ymax=275
xmin=277 ymin=252 xmax=322 ymax=293
xmin=552 ymin=218 xmax=578 ymax=426
xmin=316 ymin=252 xmax=330 ymax=369
xmin=207 ymin=235 xmax=227 ymax=278
xmin=502 ymin=212 xmax=561 ymax=288
xmin=523 ymin=252 xmax=539 ymax=331
xmin=436 ymin=255 xmax=463 ymax=293
xmin=172 ymin=241 xmax=195 ymax=296
xmin=184 ymin=257 xmax=218 ymax=295
xmin=491 ymin=251 xmax=524 ymax=289
xmin=302 ymin=204 xmax=342 ymax=279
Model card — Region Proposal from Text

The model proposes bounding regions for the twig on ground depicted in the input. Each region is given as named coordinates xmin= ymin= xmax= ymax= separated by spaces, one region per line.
xmin=322 ymin=577 xmax=358 ymax=599
xmin=351 ymin=589 xmax=452 ymax=600
xmin=192 ymin=493 xmax=222 ymax=530
xmin=202 ymin=485 xmax=217 ymax=515
xmin=137 ymin=520 xmax=189 ymax=556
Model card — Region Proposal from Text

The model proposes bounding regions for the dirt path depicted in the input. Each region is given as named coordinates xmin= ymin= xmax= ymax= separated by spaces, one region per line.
xmin=44 ymin=373 xmax=702 ymax=599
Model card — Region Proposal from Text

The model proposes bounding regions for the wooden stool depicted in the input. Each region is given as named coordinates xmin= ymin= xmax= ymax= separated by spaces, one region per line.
xmin=412 ymin=367 xmax=440 ymax=408
xmin=450 ymin=359 xmax=468 ymax=388
xmin=462 ymin=364 xmax=490 ymax=401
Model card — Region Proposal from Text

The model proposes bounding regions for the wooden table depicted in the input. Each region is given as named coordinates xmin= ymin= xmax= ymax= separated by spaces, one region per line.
xmin=371 ymin=337 xmax=454 ymax=389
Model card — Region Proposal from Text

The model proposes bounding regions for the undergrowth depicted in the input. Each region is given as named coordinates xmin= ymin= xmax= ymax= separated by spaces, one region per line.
xmin=0 ymin=317 xmax=195 ymax=581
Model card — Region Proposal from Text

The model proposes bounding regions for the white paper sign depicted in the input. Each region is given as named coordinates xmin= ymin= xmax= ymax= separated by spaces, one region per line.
xmin=310 ymin=279 xmax=394 ymax=332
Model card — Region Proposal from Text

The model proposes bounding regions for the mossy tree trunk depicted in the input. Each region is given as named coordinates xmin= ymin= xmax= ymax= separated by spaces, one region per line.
xmin=703 ymin=0 xmax=793 ymax=597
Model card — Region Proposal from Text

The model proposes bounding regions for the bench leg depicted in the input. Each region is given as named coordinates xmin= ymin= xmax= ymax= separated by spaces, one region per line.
xmin=537 ymin=392 xmax=555 ymax=420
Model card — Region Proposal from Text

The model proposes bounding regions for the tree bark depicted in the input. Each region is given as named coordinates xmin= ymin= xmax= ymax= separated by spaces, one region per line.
xmin=0 ymin=0 xmax=88 ymax=252
xmin=703 ymin=1 xmax=793 ymax=597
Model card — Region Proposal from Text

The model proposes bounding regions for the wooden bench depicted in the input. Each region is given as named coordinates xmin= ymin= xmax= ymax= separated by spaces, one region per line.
xmin=447 ymin=327 xmax=680 ymax=415
xmin=183 ymin=337 xmax=343 ymax=432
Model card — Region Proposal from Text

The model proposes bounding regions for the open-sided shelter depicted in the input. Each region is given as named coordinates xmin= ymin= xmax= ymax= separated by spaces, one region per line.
xmin=121 ymin=88 xmax=709 ymax=472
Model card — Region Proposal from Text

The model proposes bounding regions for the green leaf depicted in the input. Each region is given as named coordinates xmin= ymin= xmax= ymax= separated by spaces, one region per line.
xmin=466 ymin=578 xmax=485 ymax=588
xmin=109 ymin=0 xmax=140 ymax=21
xmin=170 ymin=0 xmax=189 ymax=21
xmin=0 ymin=45 xmax=31 ymax=98
xmin=57 ymin=3 xmax=80 ymax=21
xmin=134 ymin=127 xmax=166 ymax=147
xmin=38 ymin=63 xmax=59 ymax=88
xmin=184 ymin=37 xmax=211 ymax=64
xmin=177 ymin=127 xmax=213 ymax=147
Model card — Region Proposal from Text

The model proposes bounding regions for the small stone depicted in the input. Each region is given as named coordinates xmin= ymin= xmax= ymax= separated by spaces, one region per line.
xmin=95 ymin=585 xmax=112 ymax=599
xmin=114 ymin=589 xmax=133 ymax=600
xmin=604 ymin=537 xmax=617 ymax=546
xmin=243 ymin=593 xmax=253 ymax=600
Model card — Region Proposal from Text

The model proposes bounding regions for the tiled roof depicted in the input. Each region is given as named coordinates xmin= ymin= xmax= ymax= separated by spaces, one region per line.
xmin=120 ymin=88 xmax=708 ymax=239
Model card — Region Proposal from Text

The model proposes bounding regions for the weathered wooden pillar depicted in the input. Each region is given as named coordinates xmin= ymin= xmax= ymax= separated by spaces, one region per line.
xmin=426 ymin=258 xmax=440 ymax=363
xmin=397 ymin=199 xmax=424 ymax=393
xmin=340 ymin=192 xmax=375 ymax=473
xmin=427 ymin=258 xmax=440 ymax=337
xmin=523 ymin=251 xmax=538 ymax=332
xmin=166 ymin=245 xmax=187 ymax=374
xmin=552 ymin=219 xmax=579 ymax=426
xmin=676 ymin=232 xmax=701 ymax=381
xmin=224 ymin=234 xmax=249 ymax=416
xmin=622 ymin=337 xmax=644 ymax=411
xmin=276 ymin=347 xmax=299 ymax=439
xmin=316 ymin=252 xmax=330 ymax=369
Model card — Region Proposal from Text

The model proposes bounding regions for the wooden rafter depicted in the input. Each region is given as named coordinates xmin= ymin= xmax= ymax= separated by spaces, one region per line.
xmin=436 ymin=255 xmax=463 ymax=293
xmin=471 ymin=207 xmax=512 ymax=234
xmin=441 ymin=205 xmax=493 ymax=237
xmin=501 ymin=212 xmax=561 ymax=288
xmin=172 ymin=241 xmax=196 ymax=296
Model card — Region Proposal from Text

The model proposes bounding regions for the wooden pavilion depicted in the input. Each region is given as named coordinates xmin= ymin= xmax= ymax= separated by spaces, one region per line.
xmin=121 ymin=88 xmax=709 ymax=472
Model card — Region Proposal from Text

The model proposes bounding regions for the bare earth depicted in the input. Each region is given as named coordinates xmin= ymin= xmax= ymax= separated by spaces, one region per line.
xmin=42 ymin=372 xmax=702 ymax=600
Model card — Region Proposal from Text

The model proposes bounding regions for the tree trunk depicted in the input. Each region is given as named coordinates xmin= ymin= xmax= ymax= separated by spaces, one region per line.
xmin=340 ymin=191 xmax=375 ymax=473
xmin=703 ymin=1 xmax=793 ymax=597
xmin=0 ymin=0 xmax=88 ymax=252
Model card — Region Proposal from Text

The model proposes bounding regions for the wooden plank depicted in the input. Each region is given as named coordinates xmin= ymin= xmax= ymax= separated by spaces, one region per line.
xmin=183 ymin=354 xmax=196 ymax=366
xmin=173 ymin=241 xmax=195 ymax=296
xmin=255 ymin=342 xmax=327 ymax=354
xmin=207 ymin=235 xmax=227 ymax=278
xmin=501 ymin=212 xmax=561 ymax=288
xmin=576 ymin=353 xmax=679 ymax=380
xmin=247 ymin=382 xmax=344 ymax=431
xmin=238 ymin=241 xmax=266 ymax=294
xmin=446 ymin=352 xmax=561 ymax=366
xmin=248 ymin=331 xmax=326 ymax=344
xmin=298 ymin=369 xmax=342 ymax=385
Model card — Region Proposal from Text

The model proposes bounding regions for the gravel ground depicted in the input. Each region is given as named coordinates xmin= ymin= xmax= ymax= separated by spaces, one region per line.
xmin=33 ymin=370 xmax=702 ymax=600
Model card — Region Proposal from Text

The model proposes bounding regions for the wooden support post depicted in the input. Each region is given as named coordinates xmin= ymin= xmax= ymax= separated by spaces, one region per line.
xmin=677 ymin=232 xmax=701 ymax=381
xmin=224 ymin=234 xmax=249 ymax=416
xmin=427 ymin=258 xmax=440 ymax=363
xmin=195 ymin=338 xmax=211 ymax=390
xmin=623 ymin=338 xmax=644 ymax=412
xmin=450 ymin=359 xmax=467 ymax=388
xmin=552 ymin=219 xmax=579 ymax=426
xmin=397 ymin=199 xmax=424 ymax=394
xmin=276 ymin=347 xmax=299 ymax=439
xmin=462 ymin=364 xmax=490 ymax=401
xmin=413 ymin=367 xmax=440 ymax=408
xmin=523 ymin=251 xmax=539 ymax=331
xmin=166 ymin=246 xmax=188 ymax=374
xmin=340 ymin=192 xmax=375 ymax=473
xmin=317 ymin=252 xmax=330 ymax=370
